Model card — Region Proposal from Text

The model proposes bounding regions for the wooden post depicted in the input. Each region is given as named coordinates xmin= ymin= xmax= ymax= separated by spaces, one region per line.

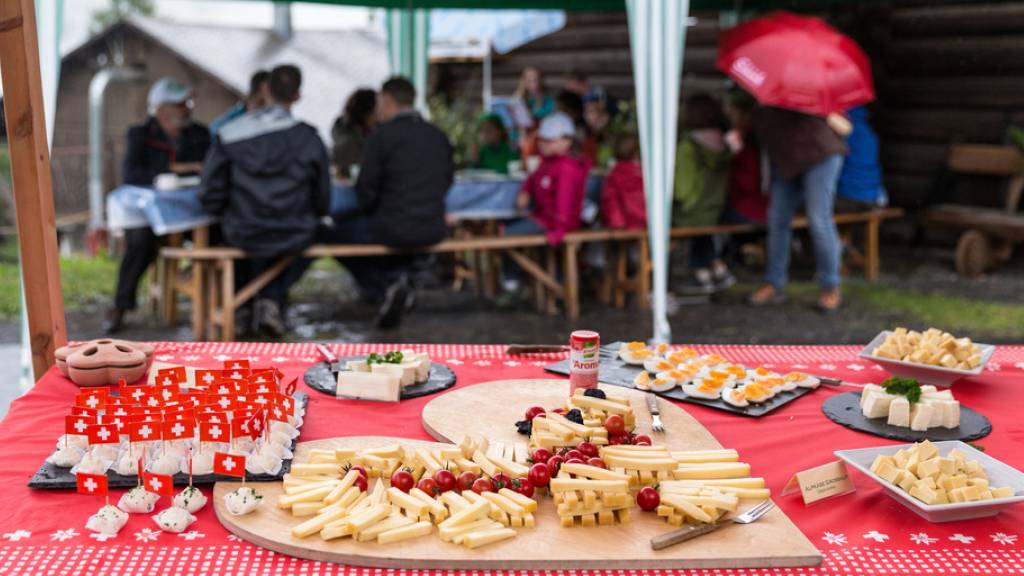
xmin=866 ymin=217 xmax=880 ymax=282
xmin=0 ymin=0 xmax=67 ymax=377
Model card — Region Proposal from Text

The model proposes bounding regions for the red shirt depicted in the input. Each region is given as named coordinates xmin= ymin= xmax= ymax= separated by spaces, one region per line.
xmin=523 ymin=154 xmax=591 ymax=244
xmin=601 ymin=159 xmax=646 ymax=230
xmin=727 ymin=137 xmax=767 ymax=222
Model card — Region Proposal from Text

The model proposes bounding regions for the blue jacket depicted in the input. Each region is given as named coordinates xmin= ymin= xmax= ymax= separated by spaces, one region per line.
xmin=838 ymin=106 xmax=885 ymax=204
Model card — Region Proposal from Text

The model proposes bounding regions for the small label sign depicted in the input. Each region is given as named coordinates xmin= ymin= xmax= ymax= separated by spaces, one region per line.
xmin=782 ymin=460 xmax=856 ymax=505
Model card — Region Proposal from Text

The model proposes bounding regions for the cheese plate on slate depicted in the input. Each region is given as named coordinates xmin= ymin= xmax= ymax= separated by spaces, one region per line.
xmin=822 ymin=391 xmax=991 ymax=442
xmin=305 ymin=358 xmax=455 ymax=400
xmin=29 ymin=393 xmax=309 ymax=490
xmin=546 ymin=342 xmax=825 ymax=417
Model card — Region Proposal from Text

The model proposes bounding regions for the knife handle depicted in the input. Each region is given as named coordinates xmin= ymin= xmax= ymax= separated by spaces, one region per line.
xmin=316 ymin=344 xmax=338 ymax=363
xmin=651 ymin=522 xmax=724 ymax=550
xmin=645 ymin=393 xmax=660 ymax=415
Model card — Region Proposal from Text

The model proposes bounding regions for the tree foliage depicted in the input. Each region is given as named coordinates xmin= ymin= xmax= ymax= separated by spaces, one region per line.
xmin=91 ymin=0 xmax=155 ymax=32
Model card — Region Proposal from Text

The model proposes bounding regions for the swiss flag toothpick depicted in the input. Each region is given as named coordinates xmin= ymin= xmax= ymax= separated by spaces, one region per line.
xmin=128 ymin=420 xmax=160 ymax=442
xmin=75 ymin=390 xmax=108 ymax=410
xmin=247 ymin=410 xmax=265 ymax=441
xmin=223 ymin=359 xmax=250 ymax=371
xmin=142 ymin=470 xmax=174 ymax=496
xmin=199 ymin=420 xmax=228 ymax=443
xmin=162 ymin=419 xmax=194 ymax=440
xmin=214 ymin=452 xmax=245 ymax=478
xmin=124 ymin=385 xmax=149 ymax=405
xmin=156 ymin=366 xmax=186 ymax=385
xmin=76 ymin=472 xmax=108 ymax=496
xmin=65 ymin=414 xmax=96 ymax=436
xmin=86 ymin=423 xmax=118 ymax=445
xmin=284 ymin=378 xmax=298 ymax=396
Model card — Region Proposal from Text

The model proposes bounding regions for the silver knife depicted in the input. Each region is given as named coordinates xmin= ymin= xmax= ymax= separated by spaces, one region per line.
xmin=316 ymin=344 xmax=341 ymax=374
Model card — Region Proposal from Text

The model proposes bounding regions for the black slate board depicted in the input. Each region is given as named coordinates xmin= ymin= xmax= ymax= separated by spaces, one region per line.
xmin=29 ymin=393 xmax=309 ymax=490
xmin=546 ymin=342 xmax=816 ymax=417
xmin=822 ymin=391 xmax=991 ymax=442
xmin=304 ymin=357 xmax=456 ymax=400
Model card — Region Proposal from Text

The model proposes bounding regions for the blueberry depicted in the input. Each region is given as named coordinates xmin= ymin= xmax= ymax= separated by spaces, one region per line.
xmin=583 ymin=388 xmax=606 ymax=400
xmin=565 ymin=409 xmax=584 ymax=425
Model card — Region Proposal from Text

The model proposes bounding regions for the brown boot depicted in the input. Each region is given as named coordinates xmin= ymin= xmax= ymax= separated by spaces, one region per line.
xmin=747 ymin=284 xmax=786 ymax=306
xmin=817 ymin=288 xmax=841 ymax=313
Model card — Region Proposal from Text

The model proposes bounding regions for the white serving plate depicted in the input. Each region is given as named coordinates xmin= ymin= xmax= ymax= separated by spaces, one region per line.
xmin=858 ymin=330 xmax=996 ymax=387
xmin=835 ymin=441 xmax=1024 ymax=522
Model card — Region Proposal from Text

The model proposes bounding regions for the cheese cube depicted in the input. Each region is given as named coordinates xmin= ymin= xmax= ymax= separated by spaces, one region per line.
xmin=862 ymin=391 xmax=895 ymax=419
xmin=909 ymin=484 xmax=939 ymax=505
xmin=371 ymin=364 xmax=413 ymax=387
xmin=916 ymin=440 xmax=939 ymax=461
xmin=941 ymin=475 xmax=967 ymax=491
xmin=941 ymin=401 xmax=961 ymax=429
xmin=992 ymin=486 xmax=1015 ymax=499
xmin=887 ymin=397 xmax=910 ymax=427
xmin=909 ymin=403 xmax=934 ymax=431
xmin=873 ymin=460 xmax=900 ymax=483
xmin=937 ymin=458 xmax=957 ymax=476
xmin=336 ymin=372 xmax=400 ymax=402
xmin=916 ymin=458 xmax=941 ymax=480
xmin=860 ymin=384 xmax=884 ymax=408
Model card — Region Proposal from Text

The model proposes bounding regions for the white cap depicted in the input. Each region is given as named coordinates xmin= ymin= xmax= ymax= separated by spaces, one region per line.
xmin=537 ymin=112 xmax=575 ymax=140
xmin=147 ymin=77 xmax=192 ymax=115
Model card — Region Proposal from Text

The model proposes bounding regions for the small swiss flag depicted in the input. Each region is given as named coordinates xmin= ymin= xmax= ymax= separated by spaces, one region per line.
xmin=230 ymin=415 xmax=251 ymax=439
xmin=284 ymin=378 xmax=298 ymax=396
xmin=199 ymin=420 xmax=228 ymax=442
xmin=75 ymin=389 xmax=109 ymax=410
xmin=71 ymin=406 xmax=100 ymax=417
xmin=214 ymin=452 xmax=246 ymax=477
xmin=162 ymin=419 xmax=194 ymax=440
xmin=86 ymin=423 xmax=118 ymax=444
xmin=156 ymin=385 xmax=180 ymax=405
xmin=65 ymin=414 xmax=96 ymax=436
xmin=128 ymin=420 xmax=160 ymax=442
xmin=124 ymin=385 xmax=149 ymax=404
xmin=223 ymin=359 xmax=250 ymax=371
xmin=140 ymin=393 xmax=163 ymax=409
xmin=194 ymin=369 xmax=222 ymax=389
xmin=197 ymin=410 xmax=227 ymax=424
xmin=142 ymin=470 xmax=174 ymax=496
xmin=247 ymin=410 xmax=265 ymax=441
xmin=76 ymin=472 xmax=108 ymax=496
xmin=268 ymin=402 xmax=289 ymax=423
xmin=156 ymin=366 xmax=187 ymax=385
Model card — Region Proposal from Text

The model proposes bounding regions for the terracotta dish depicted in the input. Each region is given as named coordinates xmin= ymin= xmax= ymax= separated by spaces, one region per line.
xmin=55 ymin=339 xmax=155 ymax=387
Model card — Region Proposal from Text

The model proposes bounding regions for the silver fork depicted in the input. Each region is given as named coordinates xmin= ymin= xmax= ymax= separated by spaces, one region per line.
xmin=651 ymin=500 xmax=776 ymax=550
xmin=645 ymin=393 xmax=665 ymax=433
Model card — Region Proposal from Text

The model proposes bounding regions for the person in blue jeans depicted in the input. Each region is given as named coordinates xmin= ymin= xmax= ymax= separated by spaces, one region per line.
xmin=749 ymin=107 xmax=848 ymax=312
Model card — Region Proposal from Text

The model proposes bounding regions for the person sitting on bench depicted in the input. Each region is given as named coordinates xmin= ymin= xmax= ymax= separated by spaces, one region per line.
xmin=200 ymin=64 xmax=331 ymax=337
xmin=319 ymin=76 xmax=455 ymax=328
xmin=104 ymin=78 xmax=210 ymax=334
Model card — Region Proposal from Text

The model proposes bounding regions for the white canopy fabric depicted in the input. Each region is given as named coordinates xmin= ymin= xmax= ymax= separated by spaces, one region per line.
xmin=386 ymin=8 xmax=430 ymax=112
xmin=428 ymin=9 xmax=565 ymax=58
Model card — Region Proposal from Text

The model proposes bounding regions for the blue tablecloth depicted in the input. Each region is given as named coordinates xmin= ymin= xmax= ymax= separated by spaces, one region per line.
xmin=107 ymin=174 xmax=604 ymax=236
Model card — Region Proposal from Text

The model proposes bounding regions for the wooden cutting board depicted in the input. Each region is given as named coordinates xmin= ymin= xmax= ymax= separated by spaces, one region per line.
xmin=215 ymin=435 xmax=821 ymax=570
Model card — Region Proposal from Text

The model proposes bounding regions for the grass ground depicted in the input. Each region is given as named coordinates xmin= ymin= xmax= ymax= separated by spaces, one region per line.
xmin=0 ymin=240 xmax=120 ymax=318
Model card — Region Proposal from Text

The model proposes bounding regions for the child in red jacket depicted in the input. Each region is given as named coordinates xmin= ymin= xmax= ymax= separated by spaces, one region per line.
xmin=601 ymin=134 xmax=646 ymax=230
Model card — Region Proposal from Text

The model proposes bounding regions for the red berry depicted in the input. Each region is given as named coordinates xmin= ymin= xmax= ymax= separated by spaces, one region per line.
xmin=546 ymin=455 xmax=564 ymax=476
xmin=434 ymin=469 xmax=457 ymax=493
xmin=471 ymin=477 xmax=494 ymax=494
xmin=531 ymin=448 xmax=552 ymax=464
xmin=637 ymin=486 xmax=660 ymax=511
xmin=577 ymin=442 xmax=598 ymax=458
xmin=512 ymin=477 xmax=535 ymax=498
xmin=564 ymin=449 xmax=584 ymax=461
xmin=528 ymin=463 xmax=550 ymax=487
xmin=417 ymin=477 xmax=439 ymax=496
xmin=524 ymin=406 xmax=546 ymax=421
xmin=604 ymin=414 xmax=626 ymax=436
xmin=633 ymin=435 xmax=652 ymax=445
xmin=456 ymin=471 xmax=478 ymax=491
xmin=586 ymin=457 xmax=606 ymax=469
xmin=564 ymin=457 xmax=584 ymax=465
xmin=390 ymin=470 xmax=414 ymax=493
xmin=491 ymin=473 xmax=512 ymax=490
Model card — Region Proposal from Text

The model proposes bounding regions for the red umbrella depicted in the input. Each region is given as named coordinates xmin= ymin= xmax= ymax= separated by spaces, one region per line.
xmin=717 ymin=12 xmax=875 ymax=117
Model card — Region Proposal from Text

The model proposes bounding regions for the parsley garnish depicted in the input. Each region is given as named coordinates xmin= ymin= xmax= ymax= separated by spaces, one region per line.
xmin=881 ymin=376 xmax=922 ymax=404
xmin=366 ymin=351 xmax=404 ymax=365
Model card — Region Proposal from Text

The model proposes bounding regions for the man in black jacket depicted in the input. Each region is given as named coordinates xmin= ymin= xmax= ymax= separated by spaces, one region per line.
xmin=105 ymin=78 xmax=209 ymax=334
xmin=321 ymin=76 xmax=454 ymax=328
xmin=200 ymin=64 xmax=331 ymax=337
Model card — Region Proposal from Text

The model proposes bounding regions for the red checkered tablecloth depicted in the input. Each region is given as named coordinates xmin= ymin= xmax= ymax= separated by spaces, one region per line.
xmin=1 ymin=342 xmax=1022 ymax=576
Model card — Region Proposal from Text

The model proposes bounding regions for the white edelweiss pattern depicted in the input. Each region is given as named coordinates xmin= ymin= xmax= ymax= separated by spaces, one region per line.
xmin=991 ymin=532 xmax=1018 ymax=545
xmin=89 ymin=532 xmax=117 ymax=542
xmin=949 ymin=533 xmax=975 ymax=544
xmin=792 ymin=364 xmax=808 ymax=369
xmin=3 ymin=530 xmax=31 ymax=541
xmin=822 ymin=532 xmax=847 ymax=545
xmin=818 ymin=364 xmax=837 ymax=371
xmin=300 ymin=357 xmax=316 ymax=363
xmin=473 ymin=360 xmax=491 ymax=366
xmin=910 ymin=532 xmax=938 ymax=545
xmin=446 ymin=359 xmax=464 ymax=365
xmin=182 ymin=355 xmax=200 ymax=362
xmin=177 ymin=531 xmax=205 ymax=541
xmin=134 ymin=528 xmax=161 ymax=542
xmin=846 ymin=364 xmax=865 ymax=371
xmin=213 ymin=355 xmax=232 ymax=362
xmin=872 ymin=365 xmax=885 ymax=370
xmin=272 ymin=357 xmax=289 ymax=363
xmin=504 ymin=361 xmax=521 ymax=367
xmin=530 ymin=361 xmax=548 ymax=367
xmin=863 ymin=530 xmax=889 ymax=542
xmin=49 ymin=529 xmax=78 ymax=542
xmin=245 ymin=356 xmax=261 ymax=362
xmin=226 ymin=534 xmax=244 ymax=542
xmin=1015 ymin=362 xmax=1024 ymax=370
xmin=154 ymin=354 xmax=174 ymax=362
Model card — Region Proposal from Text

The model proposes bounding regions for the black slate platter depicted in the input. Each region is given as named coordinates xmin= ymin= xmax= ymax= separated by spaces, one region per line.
xmin=546 ymin=342 xmax=816 ymax=417
xmin=822 ymin=391 xmax=991 ymax=442
xmin=29 ymin=393 xmax=309 ymax=490
xmin=304 ymin=357 xmax=456 ymax=400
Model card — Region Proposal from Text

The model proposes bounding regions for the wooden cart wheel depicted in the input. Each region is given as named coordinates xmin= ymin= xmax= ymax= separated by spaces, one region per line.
xmin=955 ymin=229 xmax=992 ymax=278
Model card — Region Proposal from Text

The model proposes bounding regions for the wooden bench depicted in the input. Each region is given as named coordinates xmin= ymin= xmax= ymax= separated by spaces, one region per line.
xmin=669 ymin=207 xmax=904 ymax=281
xmin=160 ymin=228 xmax=651 ymax=340
xmin=922 ymin=144 xmax=1024 ymax=277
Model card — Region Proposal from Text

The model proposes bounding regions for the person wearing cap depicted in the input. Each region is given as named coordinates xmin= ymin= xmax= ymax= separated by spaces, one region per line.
xmin=200 ymin=64 xmax=331 ymax=338
xmin=105 ymin=77 xmax=210 ymax=334
xmin=319 ymin=76 xmax=454 ymax=328
xmin=500 ymin=112 xmax=591 ymax=299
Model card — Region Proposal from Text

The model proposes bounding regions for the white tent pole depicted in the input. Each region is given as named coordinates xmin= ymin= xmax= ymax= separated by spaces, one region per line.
xmin=627 ymin=0 xmax=689 ymax=344
xmin=482 ymin=42 xmax=493 ymax=111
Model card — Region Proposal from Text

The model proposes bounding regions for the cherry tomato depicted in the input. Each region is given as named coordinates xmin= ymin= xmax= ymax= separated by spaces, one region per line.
xmin=528 ymin=462 xmax=551 ymax=487
xmin=531 ymin=448 xmax=552 ymax=464
xmin=390 ymin=469 xmax=414 ymax=493
xmin=551 ymin=407 xmax=566 ymax=415
xmin=577 ymin=442 xmax=598 ymax=458
xmin=546 ymin=455 xmax=564 ymax=476
xmin=471 ymin=477 xmax=495 ymax=494
xmin=564 ymin=449 xmax=584 ymax=461
xmin=636 ymin=486 xmax=661 ymax=511
xmin=635 ymin=440 xmax=651 ymax=446
xmin=633 ymin=435 xmax=652 ymax=446
xmin=564 ymin=457 xmax=584 ymax=465
xmin=607 ymin=435 xmax=624 ymax=446
xmin=511 ymin=478 xmax=534 ymax=498
xmin=587 ymin=457 xmax=606 ymax=469
xmin=348 ymin=465 xmax=368 ymax=480
xmin=456 ymin=471 xmax=478 ymax=492
xmin=524 ymin=406 xmax=546 ymax=421
xmin=417 ymin=477 xmax=439 ymax=496
xmin=353 ymin=475 xmax=368 ymax=492
xmin=604 ymin=414 xmax=626 ymax=436
xmin=434 ymin=469 xmax=456 ymax=493
xmin=491 ymin=472 xmax=512 ymax=490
